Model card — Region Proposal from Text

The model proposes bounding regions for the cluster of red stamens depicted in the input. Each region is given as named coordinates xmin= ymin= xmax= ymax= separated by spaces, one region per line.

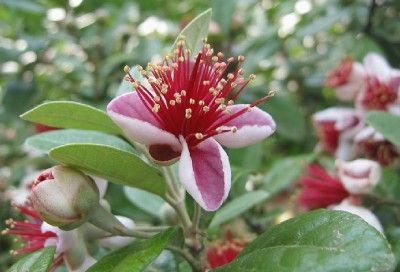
xmin=2 ymin=205 xmax=57 ymax=256
xmin=123 ymin=39 xmax=273 ymax=147
xmin=361 ymin=77 xmax=397 ymax=110
xmin=326 ymin=57 xmax=353 ymax=87
xmin=207 ymin=231 xmax=248 ymax=268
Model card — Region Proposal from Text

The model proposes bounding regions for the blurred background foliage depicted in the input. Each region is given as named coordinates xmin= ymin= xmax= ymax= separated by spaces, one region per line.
xmin=0 ymin=0 xmax=399 ymax=270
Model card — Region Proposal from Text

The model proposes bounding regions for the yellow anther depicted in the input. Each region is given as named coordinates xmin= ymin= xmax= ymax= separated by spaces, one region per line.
xmin=227 ymin=57 xmax=234 ymax=63
xmin=195 ymin=133 xmax=204 ymax=140
xmin=238 ymin=55 xmax=245 ymax=62
xmin=216 ymin=127 xmax=223 ymax=133
xmin=203 ymin=106 xmax=210 ymax=112
xmin=203 ymin=80 xmax=210 ymax=86
xmin=189 ymin=98 xmax=195 ymax=105
xmin=161 ymin=84 xmax=168 ymax=94
xmin=178 ymin=56 xmax=185 ymax=62
xmin=231 ymin=126 xmax=238 ymax=133
xmin=217 ymin=52 xmax=224 ymax=58
xmin=152 ymin=104 xmax=160 ymax=113
xmin=198 ymin=100 xmax=205 ymax=106
xmin=169 ymin=100 xmax=176 ymax=106
xmin=215 ymin=98 xmax=225 ymax=104
xmin=212 ymin=56 xmax=218 ymax=62
xmin=231 ymin=82 xmax=238 ymax=88
xmin=154 ymin=96 xmax=161 ymax=102
xmin=185 ymin=108 xmax=192 ymax=119
xmin=180 ymin=90 xmax=187 ymax=96
xmin=249 ymin=74 xmax=256 ymax=80
xmin=227 ymin=73 xmax=234 ymax=80
xmin=227 ymin=100 xmax=234 ymax=105
xmin=123 ymin=65 xmax=131 ymax=73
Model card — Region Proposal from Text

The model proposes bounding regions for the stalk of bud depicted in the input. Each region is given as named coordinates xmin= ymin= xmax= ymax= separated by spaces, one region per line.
xmin=29 ymin=166 xmax=100 ymax=230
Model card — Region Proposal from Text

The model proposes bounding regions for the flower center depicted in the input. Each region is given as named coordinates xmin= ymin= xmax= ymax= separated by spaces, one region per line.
xmin=361 ymin=77 xmax=397 ymax=110
xmin=124 ymin=40 xmax=273 ymax=146
xmin=326 ymin=57 xmax=353 ymax=87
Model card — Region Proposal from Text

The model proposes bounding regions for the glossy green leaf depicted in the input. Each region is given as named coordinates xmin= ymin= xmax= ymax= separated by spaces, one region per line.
xmin=260 ymin=154 xmax=314 ymax=196
xmin=87 ymin=228 xmax=177 ymax=272
xmin=124 ymin=187 xmax=166 ymax=218
xmin=25 ymin=129 xmax=134 ymax=154
xmin=212 ymin=0 xmax=235 ymax=34
xmin=210 ymin=190 xmax=270 ymax=228
xmin=172 ymin=9 xmax=212 ymax=54
xmin=367 ymin=111 xmax=400 ymax=147
xmin=7 ymin=246 xmax=55 ymax=272
xmin=49 ymin=144 xmax=165 ymax=196
xmin=216 ymin=210 xmax=395 ymax=272
xmin=21 ymin=101 xmax=121 ymax=135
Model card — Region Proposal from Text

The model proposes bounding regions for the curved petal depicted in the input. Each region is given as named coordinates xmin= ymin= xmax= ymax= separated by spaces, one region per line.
xmin=363 ymin=53 xmax=392 ymax=83
xmin=100 ymin=216 xmax=135 ymax=249
xmin=107 ymin=92 xmax=181 ymax=150
xmin=213 ymin=105 xmax=276 ymax=148
xmin=336 ymin=159 xmax=381 ymax=194
xmin=178 ymin=136 xmax=231 ymax=211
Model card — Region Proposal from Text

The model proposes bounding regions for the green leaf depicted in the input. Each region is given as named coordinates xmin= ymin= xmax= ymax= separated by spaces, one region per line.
xmin=49 ymin=144 xmax=166 ymax=197
xmin=260 ymin=154 xmax=314 ymax=197
xmin=210 ymin=190 xmax=270 ymax=228
xmin=212 ymin=0 xmax=235 ymax=34
xmin=215 ymin=210 xmax=395 ymax=272
xmin=21 ymin=101 xmax=122 ymax=135
xmin=261 ymin=95 xmax=306 ymax=141
xmin=367 ymin=111 xmax=400 ymax=147
xmin=87 ymin=228 xmax=177 ymax=272
xmin=25 ymin=129 xmax=135 ymax=154
xmin=172 ymin=9 xmax=212 ymax=54
xmin=7 ymin=246 xmax=55 ymax=272
xmin=124 ymin=187 xmax=166 ymax=218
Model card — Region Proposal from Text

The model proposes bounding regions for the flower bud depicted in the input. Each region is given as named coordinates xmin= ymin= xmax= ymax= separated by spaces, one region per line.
xmin=336 ymin=159 xmax=381 ymax=194
xmin=29 ymin=166 xmax=100 ymax=230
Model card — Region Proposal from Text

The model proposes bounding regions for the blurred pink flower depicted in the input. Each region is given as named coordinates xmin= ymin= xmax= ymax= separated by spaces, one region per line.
xmin=326 ymin=57 xmax=366 ymax=101
xmin=312 ymin=107 xmax=361 ymax=160
xmin=107 ymin=41 xmax=276 ymax=211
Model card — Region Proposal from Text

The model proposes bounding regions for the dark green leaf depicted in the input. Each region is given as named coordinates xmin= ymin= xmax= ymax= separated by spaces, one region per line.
xmin=215 ymin=210 xmax=395 ymax=272
xmin=49 ymin=144 xmax=165 ymax=197
xmin=172 ymin=9 xmax=212 ymax=54
xmin=367 ymin=111 xmax=400 ymax=147
xmin=25 ymin=129 xmax=134 ymax=154
xmin=87 ymin=228 xmax=177 ymax=272
xmin=7 ymin=247 xmax=55 ymax=272
xmin=21 ymin=101 xmax=122 ymax=135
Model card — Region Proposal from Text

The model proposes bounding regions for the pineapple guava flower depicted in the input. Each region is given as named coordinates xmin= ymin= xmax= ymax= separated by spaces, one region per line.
xmin=357 ymin=53 xmax=400 ymax=112
xmin=312 ymin=107 xmax=361 ymax=160
xmin=107 ymin=41 xmax=276 ymax=211
xmin=2 ymin=205 xmax=96 ymax=272
xmin=298 ymin=164 xmax=350 ymax=210
xmin=298 ymin=159 xmax=381 ymax=210
xmin=326 ymin=57 xmax=366 ymax=101
xmin=207 ymin=231 xmax=248 ymax=268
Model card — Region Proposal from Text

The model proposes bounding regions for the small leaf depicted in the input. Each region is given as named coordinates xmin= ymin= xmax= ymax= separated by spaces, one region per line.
xmin=124 ymin=187 xmax=166 ymax=218
xmin=367 ymin=111 xmax=400 ymax=147
xmin=172 ymin=9 xmax=212 ymax=54
xmin=25 ymin=129 xmax=135 ymax=154
xmin=49 ymin=144 xmax=166 ymax=197
xmin=21 ymin=101 xmax=121 ymax=135
xmin=260 ymin=154 xmax=314 ymax=196
xmin=210 ymin=191 xmax=270 ymax=228
xmin=215 ymin=210 xmax=395 ymax=272
xmin=7 ymin=246 xmax=56 ymax=272
xmin=87 ymin=228 xmax=177 ymax=272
